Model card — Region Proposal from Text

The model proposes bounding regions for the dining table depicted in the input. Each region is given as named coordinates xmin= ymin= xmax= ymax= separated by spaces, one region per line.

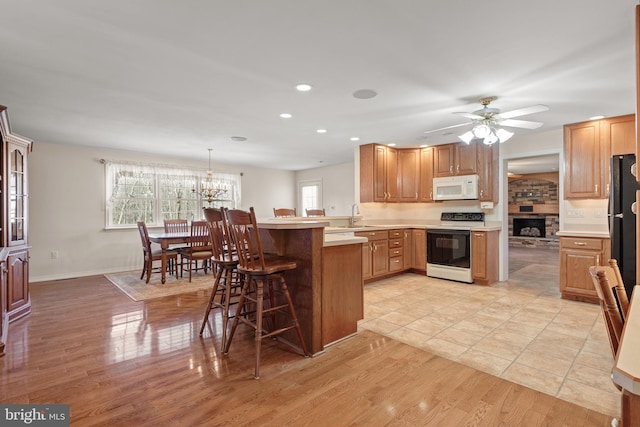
xmin=148 ymin=231 xmax=190 ymax=284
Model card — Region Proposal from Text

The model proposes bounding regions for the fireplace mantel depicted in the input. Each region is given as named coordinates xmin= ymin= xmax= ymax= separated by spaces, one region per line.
xmin=508 ymin=204 xmax=559 ymax=214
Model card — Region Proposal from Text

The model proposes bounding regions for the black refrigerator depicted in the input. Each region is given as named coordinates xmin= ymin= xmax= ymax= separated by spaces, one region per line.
xmin=609 ymin=153 xmax=639 ymax=299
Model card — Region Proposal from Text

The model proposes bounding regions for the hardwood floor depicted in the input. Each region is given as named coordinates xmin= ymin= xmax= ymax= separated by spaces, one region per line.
xmin=0 ymin=275 xmax=612 ymax=426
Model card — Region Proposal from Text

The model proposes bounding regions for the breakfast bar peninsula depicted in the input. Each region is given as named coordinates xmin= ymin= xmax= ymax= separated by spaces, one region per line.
xmin=257 ymin=219 xmax=366 ymax=355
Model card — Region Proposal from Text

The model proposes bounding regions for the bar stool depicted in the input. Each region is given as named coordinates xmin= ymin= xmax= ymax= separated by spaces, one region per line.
xmin=223 ymin=207 xmax=308 ymax=379
xmin=199 ymin=207 xmax=242 ymax=350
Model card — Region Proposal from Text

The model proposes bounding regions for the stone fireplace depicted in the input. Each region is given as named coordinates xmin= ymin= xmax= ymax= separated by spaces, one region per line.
xmin=508 ymin=173 xmax=559 ymax=248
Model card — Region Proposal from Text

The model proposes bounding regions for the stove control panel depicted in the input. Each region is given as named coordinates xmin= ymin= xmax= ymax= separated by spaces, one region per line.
xmin=440 ymin=212 xmax=485 ymax=222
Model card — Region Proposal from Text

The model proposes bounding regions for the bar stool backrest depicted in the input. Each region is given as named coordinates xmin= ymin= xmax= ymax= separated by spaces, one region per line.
xmin=225 ymin=207 xmax=266 ymax=271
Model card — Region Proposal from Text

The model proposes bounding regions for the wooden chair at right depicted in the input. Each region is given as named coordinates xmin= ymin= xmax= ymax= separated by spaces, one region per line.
xmin=164 ymin=218 xmax=189 ymax=233
xmin=223 ymin=207 xmax=308 ymax=379
xmin=273 ymin=208 xmax=296 ymax=217
xmin=305 ymin=208 xmax=325 ymax=216
xmin=137 ymin=221 xmax=178 ymax=284
xmin=588 ymin=265 xmax=628 ymax=359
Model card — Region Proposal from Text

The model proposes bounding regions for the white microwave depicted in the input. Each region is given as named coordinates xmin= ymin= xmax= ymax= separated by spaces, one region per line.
xmin=432 ymin=174 xmax=479 ymax=200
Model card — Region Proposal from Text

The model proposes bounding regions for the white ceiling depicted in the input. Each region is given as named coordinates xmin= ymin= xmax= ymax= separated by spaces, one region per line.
xmin=0 ymin=1 xmax=636 ymax=171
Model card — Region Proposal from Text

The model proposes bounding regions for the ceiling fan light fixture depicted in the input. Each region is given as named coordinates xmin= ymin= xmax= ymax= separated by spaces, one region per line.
xmin=472 ymin=124 xmax=491 ymax=139
xmin=484 ymin=132 xmax=499 ymax=145
xmin=459 ymin=131 xmax=474 ymax=144
xmin=496 ymin=128 xmax=514 ymax=143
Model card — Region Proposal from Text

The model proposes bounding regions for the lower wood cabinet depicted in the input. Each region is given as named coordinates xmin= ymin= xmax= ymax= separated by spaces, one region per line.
xmin=356 ymin=230 xmax=389 ymax=281
xmin=388 ymin=229 xmax=404 ymax=273
xmin=472 ymin=231 xmax=499 ymax=285
xmin=411 ymin=229 xmax=426 ymax=271
xmin=559 ymin=236 xmax=610 ymax=303
xmin=7 ymin=249 xmax=30 ymax=319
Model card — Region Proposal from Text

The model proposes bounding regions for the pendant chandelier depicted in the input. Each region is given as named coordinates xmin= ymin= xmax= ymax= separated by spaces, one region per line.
xmin=192 ymin=148 xmax=228 ymax=204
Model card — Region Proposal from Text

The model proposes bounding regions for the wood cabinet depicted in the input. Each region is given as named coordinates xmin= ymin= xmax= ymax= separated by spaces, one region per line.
xmin=321 ymin=243 xmax=363 ymax=346
xmin=433 ymin=143 xmax=477 ymax=177
xmin=0 ymin=106 xmax=32 ymax=357
xmin=471 ymin=230 xmax=499 ymax=285
xmin=402 ymin=229 xmax=412 ymax=270
xmin=356 ymin=230 xmax=389 ymax=281
xmin=419 ymin=147 xmax=434 ymax=202
xmin=360 ymin=144 xmax=397 ymax=202
xmin=397 ymin=149 xmax=420 ymax=202
xmin=564 ymin=114 xmax=635 ymax=199
xmin=476 ymin=143 xmax=499 ymax=202
xmin=559 ymin=236 xmax=610 ymax=303
xmin=411 ymin=229 xmax=426 ymax=271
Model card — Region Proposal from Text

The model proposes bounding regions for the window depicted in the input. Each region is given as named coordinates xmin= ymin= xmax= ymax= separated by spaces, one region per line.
xmin=299 ymin=179 xmax=322 ymax=216
xmin=105 ymin=161 xmax=241 ymax=228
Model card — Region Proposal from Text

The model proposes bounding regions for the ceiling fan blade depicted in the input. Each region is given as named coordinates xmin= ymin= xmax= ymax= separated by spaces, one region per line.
xmin=454 ymin=112 xmax=484 ymax=120
xmin=499 ymin=104 xmax=549 ymax=119
xmin=500 ymin=119 xmax=544 ymax=129
xmin=423 ymin=122 xmax=471 ymax=134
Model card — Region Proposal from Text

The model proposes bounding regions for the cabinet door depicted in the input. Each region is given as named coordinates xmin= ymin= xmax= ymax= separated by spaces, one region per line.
xmin=385 ymin=147 xmax=397 ymax=202
xmin=456 ymin=143 xmax=478 ymax=175
xmin=373 ymin=145 xmax=388 ymax=202
xmin=403 ymin=230 xmax=412 ymax=270
xmin=397 ymin=149 xmax=420 ymax=202
xmin=362 ymin=243 xmax=372 ymax=280
xmin=7 ymin=142 xmax=28 ymax=246
xmin=604 ymin=114 xmax=636 ymax=156
xmin=0 ymin=260 xmax=6 ymax=356
xmin=433 ymin=144 xmax=455 ymax=177
xmin=471 ymin=232 xmax=487 ymax=280
xmin=372 ymin=240 xmax=389 ymax=277
xmin=564 ymin=121 xmax=605 ymax=199
xmin=7 ymin=249 xmax=29 ymax=317
xmin=419 ymin=147 xmax=434 ymax=202
xmin=411 ymin=229 xmax=426 ymax=270
xmin=477 ymin=144 xmax=498 ymax=202
xmin=560 ymin=248 xmax=601 ymax=301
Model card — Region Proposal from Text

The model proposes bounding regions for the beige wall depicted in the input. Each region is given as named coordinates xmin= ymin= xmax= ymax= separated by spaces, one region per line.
xmin=29 ymin=142 xmax=296 ymax=282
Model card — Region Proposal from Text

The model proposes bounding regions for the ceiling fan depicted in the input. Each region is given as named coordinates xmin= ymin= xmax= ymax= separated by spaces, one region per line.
xmin=424 ymin=97 xmax=549 ymax=145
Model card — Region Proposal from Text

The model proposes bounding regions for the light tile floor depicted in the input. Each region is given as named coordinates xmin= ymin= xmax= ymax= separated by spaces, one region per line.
xmin=358 ymin=246 xmax=620 ymax=417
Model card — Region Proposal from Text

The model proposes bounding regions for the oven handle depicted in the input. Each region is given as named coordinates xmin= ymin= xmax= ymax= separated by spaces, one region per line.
xmin=426 ymin=229 xmax=471 ymax=236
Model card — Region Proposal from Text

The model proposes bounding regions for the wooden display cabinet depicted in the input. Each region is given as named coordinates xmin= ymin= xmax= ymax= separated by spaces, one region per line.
xmin=0 ymin=106 xmax=32 ymax=357
xmin=360 ymin=144 xmax=397 ymax=202
xmin=433 ymin=143 xmax=477 ymax=177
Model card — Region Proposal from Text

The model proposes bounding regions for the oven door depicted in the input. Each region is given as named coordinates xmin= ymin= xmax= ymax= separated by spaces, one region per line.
xmin=426 ymin=229 xmax=471 ymax=269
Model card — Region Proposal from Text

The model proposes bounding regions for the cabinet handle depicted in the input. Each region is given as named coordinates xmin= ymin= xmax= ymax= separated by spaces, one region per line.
xmin=456 ymin=164 xmax=460 ymax=173
xmin=429 ymin=191 xmax=433 ymax=200
xmin=474 ymin=233 xmax=483 ymax=237
xmin=573 ymin=242 xmax=587 ymax=246
xmin=449 ymin=165 xmax=453 ymax=174
xmin=595 ymin=184 xmax=598 ymax=193
xmin=606 ymin=183 xmax=610 ymax=196
xmin=480 ymin=190 xmax=484 ymax=197
xmin=596 ymin=255 xmax=600 ymax=265
xmin=373 ymin=243 xmax=377 ymax=252
xmin=415 ymin=192 xmax=418 ymax=199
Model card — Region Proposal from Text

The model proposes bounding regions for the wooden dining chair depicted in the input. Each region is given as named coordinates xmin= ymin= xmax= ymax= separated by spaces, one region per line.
xmin=137 ymin=221 xmax=178 ymax=284
xmin=273 ymin=208 xmax=296 ymax=217
xmin=199 ymin=207 xmax=242 ymax=349
xmin=608 ymin=259 xmax=631 ymax=319
xmin=179 ymin=221 xmax=214 ymax=282
xmin=589 ymin=266 xmax=626 ymax=358
xmin=305 ymin=208 xmax=325 ymax=216
xmin=223 ymin=207 xmax=308 ymax=379
xmin=164 ymin=218 xmax=189 ymax=233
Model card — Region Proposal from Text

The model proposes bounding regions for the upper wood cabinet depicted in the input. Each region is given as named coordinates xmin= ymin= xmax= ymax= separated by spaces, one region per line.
xmin=433 ymin=143 xmax=477 ymax=177
xmin=476 ymin=143 xmax=499 ymax=202
xmin=360 ymin=144 xmax=397 ymax=202
xmin=564 ymin=114 xmax=634 ymax=199
xmin=397 ymin=149 xmax=420 ymax=202
xmin=419 ymin=146 xmax=434 ymax=202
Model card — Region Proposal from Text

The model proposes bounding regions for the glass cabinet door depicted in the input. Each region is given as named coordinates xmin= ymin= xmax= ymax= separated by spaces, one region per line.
xmin=8 ymin=144 xmax=27 ymax=246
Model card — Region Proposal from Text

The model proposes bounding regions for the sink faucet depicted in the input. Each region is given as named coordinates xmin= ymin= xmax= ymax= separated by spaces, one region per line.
xmin=350 ymin=203 xmax=360 ymax=227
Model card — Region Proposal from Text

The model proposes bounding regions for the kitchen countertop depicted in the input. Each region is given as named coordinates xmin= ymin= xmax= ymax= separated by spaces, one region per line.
xmin=556 ymin=230 xmax=610 ymax=238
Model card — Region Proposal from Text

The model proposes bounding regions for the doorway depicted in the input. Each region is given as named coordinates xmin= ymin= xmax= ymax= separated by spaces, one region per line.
xmin=503 ymin=152 xmax=561 ymax=291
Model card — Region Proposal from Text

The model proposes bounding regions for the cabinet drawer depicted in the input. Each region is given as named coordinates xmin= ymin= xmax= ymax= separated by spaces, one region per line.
xmin=389 ymin=256 xmax=403 ymax=272
xmin=388 ymin=229 xmax=403 ymax=239
xmin=355 ymin=230 xmax=388 ymax=241
xmin=560 ymin=237 xmax=606 ymax=251
xmin=390 ymin=247 xmax=403 ymax=257
xmin=389 ymin=238 xmax=402 ymax=248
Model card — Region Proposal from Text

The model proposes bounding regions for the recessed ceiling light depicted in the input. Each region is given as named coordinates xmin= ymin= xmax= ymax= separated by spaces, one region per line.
xmin=280 ymin=113 xmax=292 ymax=118
xmin=296 ymin=83 xmax=312 ymax=92
xmin=350 ymin=137 xmax=360 ymax=141
xmin=420 ymin=144 xmax=429 ymax=148
xmin=388 ymin=143 xmax=396 ymax=147
xmin=316 ymin=129 xmax=327 ymax=134
xmin=590 ymin=115 xmax=605 ymax=120
xmin=353 ymin=89 xmax=377 ymax=99
xmin=230 ymin=136 xmax=247 ymax=142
